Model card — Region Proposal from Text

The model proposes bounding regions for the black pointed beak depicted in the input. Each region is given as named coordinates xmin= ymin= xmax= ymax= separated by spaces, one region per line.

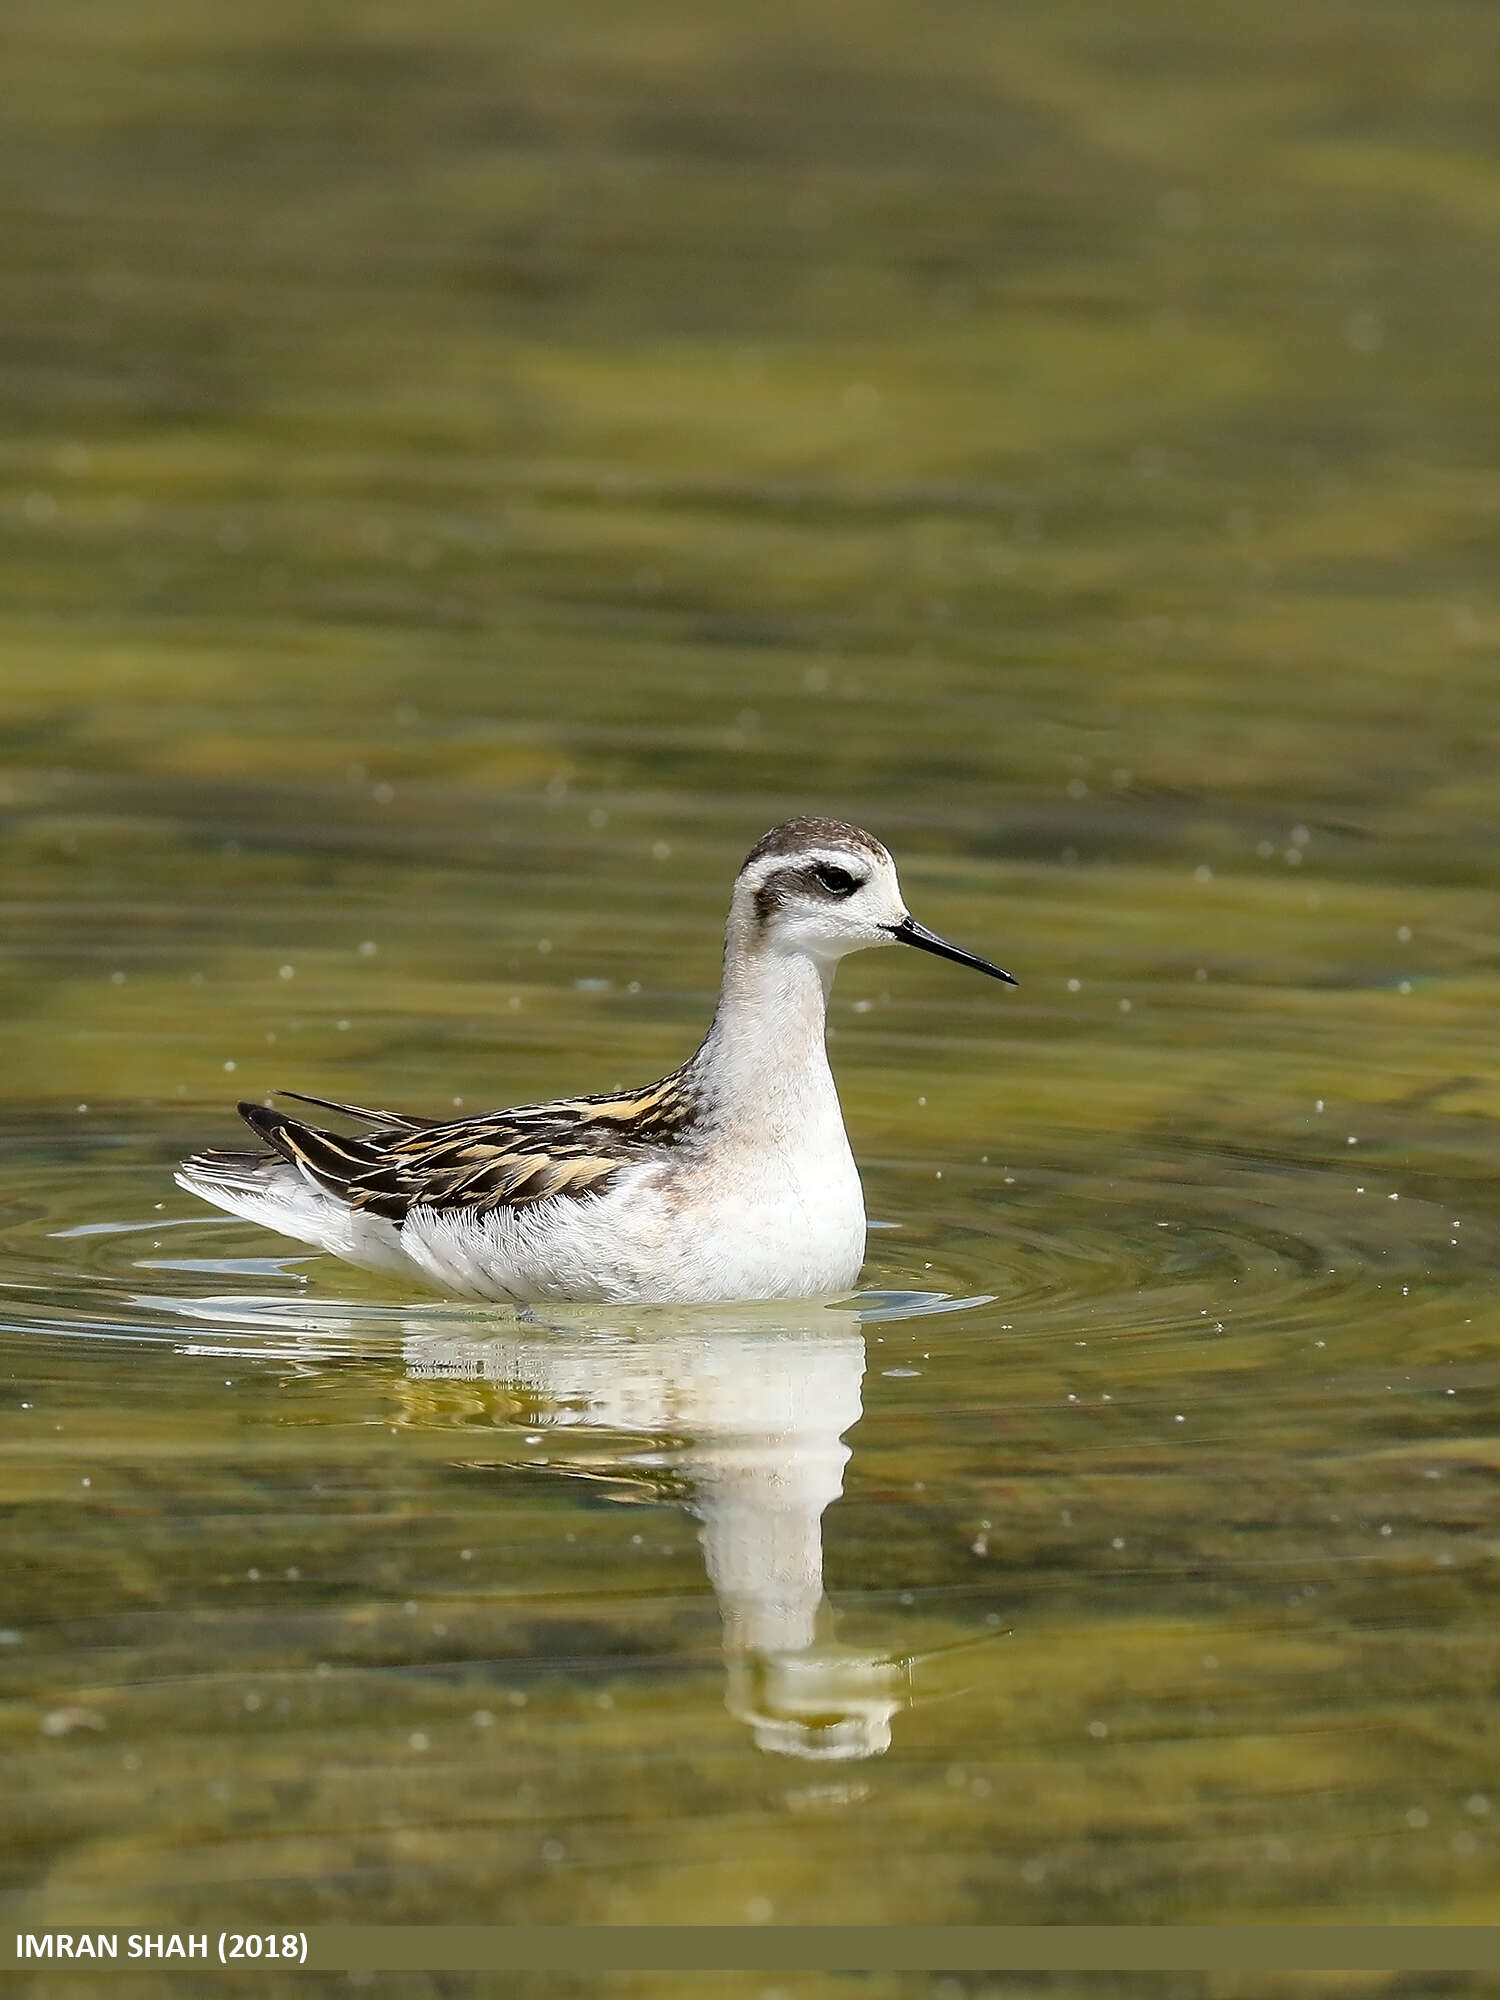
xmin=885 ymin=915 xmax=1017 ymax=985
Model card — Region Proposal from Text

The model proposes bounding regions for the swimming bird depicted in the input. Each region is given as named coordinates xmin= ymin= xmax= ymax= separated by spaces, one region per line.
xmin=176 ymin=816 xmax=1015 ymax=1303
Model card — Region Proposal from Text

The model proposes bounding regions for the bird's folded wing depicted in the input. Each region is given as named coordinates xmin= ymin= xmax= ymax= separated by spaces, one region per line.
xmin=231 ymin=1076 xmax=695 ymax=1220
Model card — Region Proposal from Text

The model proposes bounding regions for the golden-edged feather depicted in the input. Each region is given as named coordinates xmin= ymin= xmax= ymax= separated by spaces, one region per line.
xmin=184 ymin=1077 xmax=700 ymax=1223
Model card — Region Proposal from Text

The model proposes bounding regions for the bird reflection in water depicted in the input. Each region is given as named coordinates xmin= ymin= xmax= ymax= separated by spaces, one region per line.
xmin=399 ymin=1302 xmax=911 ymax=1760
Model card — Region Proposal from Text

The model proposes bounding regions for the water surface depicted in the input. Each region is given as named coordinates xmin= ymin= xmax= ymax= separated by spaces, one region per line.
xmin=3 ymin=0 xmax=1500 ymax=1971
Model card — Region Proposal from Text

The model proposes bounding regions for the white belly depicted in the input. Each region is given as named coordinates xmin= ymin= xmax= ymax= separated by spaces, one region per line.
xmin=398 ymin=1143 xmax=867 ymax=1306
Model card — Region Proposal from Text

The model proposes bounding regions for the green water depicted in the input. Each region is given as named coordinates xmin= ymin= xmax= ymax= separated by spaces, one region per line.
xmin=3 ymin=0 xmax=1500 ymax=1982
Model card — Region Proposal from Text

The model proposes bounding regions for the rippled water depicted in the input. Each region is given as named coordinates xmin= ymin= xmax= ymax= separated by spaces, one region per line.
xmin=4 ymin=0 xmax=1500 ymax=1967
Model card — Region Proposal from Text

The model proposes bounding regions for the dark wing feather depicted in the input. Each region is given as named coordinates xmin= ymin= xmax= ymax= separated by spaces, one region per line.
xmin=275 ymin=1089 xmax=430 ymax=1135
xmin=230 ymin=1073 xmax=697 ymax=1222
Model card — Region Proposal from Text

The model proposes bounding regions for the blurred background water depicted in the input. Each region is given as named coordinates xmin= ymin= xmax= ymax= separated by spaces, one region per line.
xmin=3 ymin=0 xmax=1500 ymax=1984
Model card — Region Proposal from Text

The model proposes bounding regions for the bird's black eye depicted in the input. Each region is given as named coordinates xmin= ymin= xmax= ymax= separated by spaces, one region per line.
xmin=811 ymin=862 xmax=860 ymax=896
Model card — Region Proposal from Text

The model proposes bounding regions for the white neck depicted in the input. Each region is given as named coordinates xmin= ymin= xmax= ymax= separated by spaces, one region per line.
xmin=690 ymin=936 xmax=843 ymax=1147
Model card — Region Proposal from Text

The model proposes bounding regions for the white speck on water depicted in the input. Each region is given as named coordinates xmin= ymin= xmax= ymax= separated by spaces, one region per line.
xmin=1066 ymin=977 xmax=1081 ymax=992
xmin=537 ymin=938 xmax=552 ymax=954
xmin=472 ymin=1708 xmax=494 ymax=1728
xmin=337 ymin=1018 xmax=350 ymax=1031
xmin=358 ymin=940 xmax=378 ymax=956
xmin=1398 ymin=981 xmax=1412 ymax=994
xmin=1397 ymin=925 xmax=1412 ymax=942
xmin=408 ymin=1731 xmax=429 ymax=1752
xmin=1345 ymin=306 xmax=1385 ymax=354
xmin=41 ymin=1707 xmax=106 ymax=1736
xmin=1066 ymin=776 xmax=1088 ymax=799
xmin=223 ymin=1060 xmax=236 ymax=1073
xmin=883 ymin=1367 xmax=921 ymax=1378
xmin=278 ymin=964 xmax=294 ymax=980
xmin=745 ymin=1897 xmax=774 ymax=1924
xmin=80 ymin=1477 xmax=90 ymax=1488
xmin=1347 ymin=1135 xmax=1358 ymax=1145
xmin=1111 ymin=1537 xmax=1126 ymax=1550
xmin=1193 ymin=864 xmax=1212 ymax=882
xmin=1467 ymin=1794 xmax=1490 ymax=1816
xmin=651 ymin=841 xmax=672 ymax=861
xmin=1315 ymin=1099 xmax=1325 ymax=1112
xmin=1088 ymin=1720 xmax=1108 ymax=1739
xmin=1194 ymin=967 xmax=1207 ymax=981
xmin=917 ymin=1095 xmax=927 ymax=1106
xmin=1389 ymin=1192 xmax=1399 ymax=1201
xmin=1118 ymin=997 xmax=1132 ymax=1012
xmin=1380 ymin=1524 xmax=1393 ymax=1537
xmin=508 ymin=995 xmax=522 ymax=1010
xmin=1405 ymin=1807 xmax=1429 ymax=1830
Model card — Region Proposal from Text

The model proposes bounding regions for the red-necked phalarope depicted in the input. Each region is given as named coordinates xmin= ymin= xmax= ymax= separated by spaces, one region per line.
xmin=177 ymin=816 xmax=1015 ymax=1303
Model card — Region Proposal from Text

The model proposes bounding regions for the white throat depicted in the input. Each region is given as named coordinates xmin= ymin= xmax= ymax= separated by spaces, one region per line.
xmin=691 ymin=936 xmax=843 ymax=1148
